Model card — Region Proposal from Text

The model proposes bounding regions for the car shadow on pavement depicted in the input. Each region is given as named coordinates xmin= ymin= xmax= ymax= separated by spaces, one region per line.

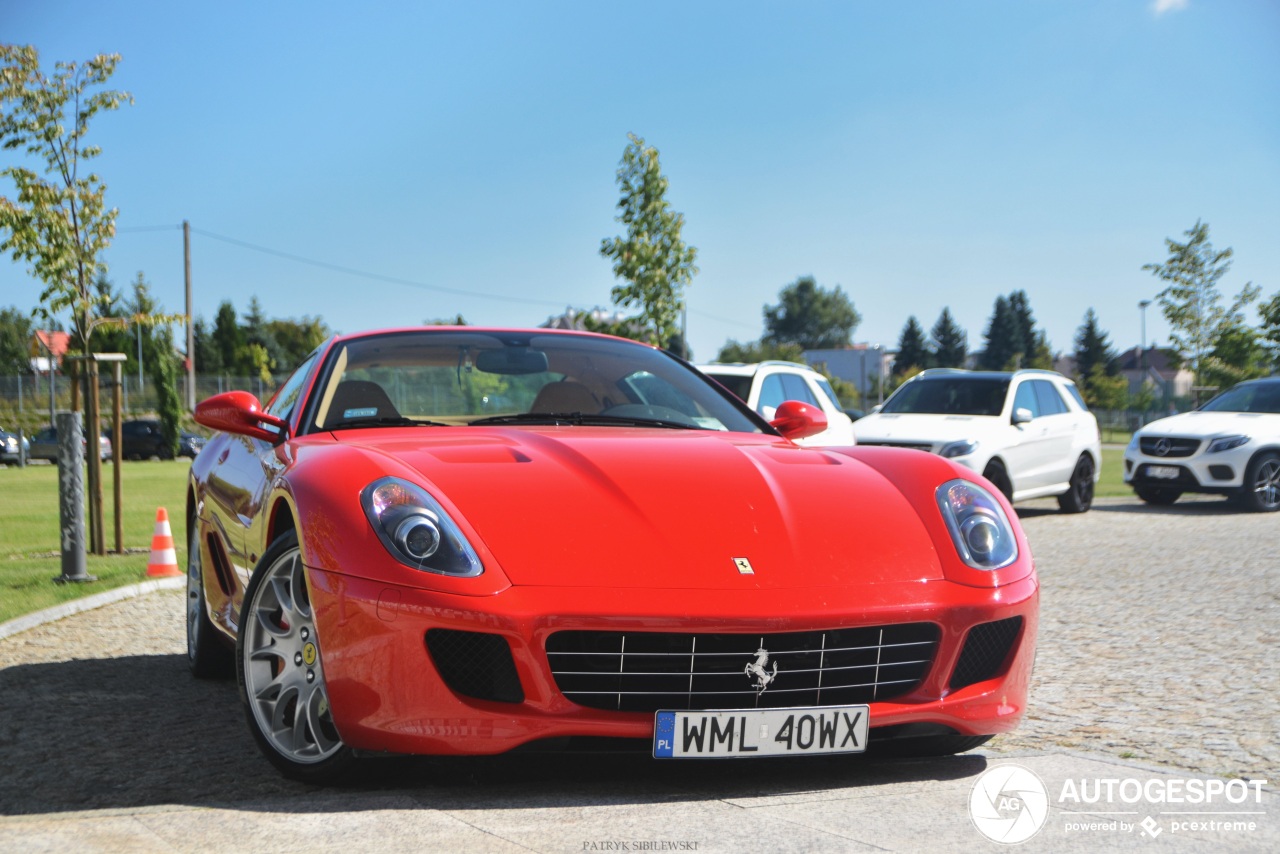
xmin=0 ymin=652 xmax=987 ymax=816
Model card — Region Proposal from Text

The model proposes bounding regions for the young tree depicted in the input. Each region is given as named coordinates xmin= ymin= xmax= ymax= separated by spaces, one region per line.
xmin=716 ymin=339 xmax=806 ymax=364
xmin=1143 ymin=220 xmax=1260 ymax=386
xmin=211 ymin=301 xmax=243 ymax=375
xmin=893 ymin=316 xmax=929 ymax=377
xmin=930 ymin=308 xmax=967 ymax=368
xmin=0 ymin=46 xmax=132 ymax=358
xmin=598 ymin=133 xmax=698 ymax=348
xmin=762 ymin=276 xmax=861 ymax=350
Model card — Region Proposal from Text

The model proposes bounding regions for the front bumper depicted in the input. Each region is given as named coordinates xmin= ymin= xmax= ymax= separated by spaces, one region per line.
xmin=307 ymin=568 xmax=1039 ymax=756
xmin=1124 ymin=441 xmax=1253 ymax=494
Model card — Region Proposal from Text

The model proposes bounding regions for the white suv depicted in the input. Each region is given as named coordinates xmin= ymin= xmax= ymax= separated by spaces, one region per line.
xmin=696 ymin=361 xmax=857 ymax=447
xmin=853 ymin=369 xmax=1101 ymax=512
xmin=1124 ymin=376 xmax=1280 ymax=512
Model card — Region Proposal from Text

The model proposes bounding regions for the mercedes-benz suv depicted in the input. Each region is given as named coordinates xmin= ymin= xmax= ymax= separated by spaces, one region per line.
xmin=854 ymin=369 xmax=1101 ymax=513
xmin=1124 ymin=376 xmax=1280 ymax=512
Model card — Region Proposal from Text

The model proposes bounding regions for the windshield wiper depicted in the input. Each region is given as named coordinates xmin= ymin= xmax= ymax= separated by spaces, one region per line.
xmin=327 ymin=416 xmax=450 ymax=430
xmin=469 ymin=412 xmax=698 ymax=430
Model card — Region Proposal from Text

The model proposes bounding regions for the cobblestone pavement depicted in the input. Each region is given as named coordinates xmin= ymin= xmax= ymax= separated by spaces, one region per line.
xmin=0 ymin=495 xmax=1275 ymax=819
xmin=989 ymin=496 xmax=1278 ymax=782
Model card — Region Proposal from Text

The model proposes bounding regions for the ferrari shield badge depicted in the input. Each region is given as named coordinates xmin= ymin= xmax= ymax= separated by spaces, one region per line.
xmin=733 ymin=557 xmax=754 ymax=575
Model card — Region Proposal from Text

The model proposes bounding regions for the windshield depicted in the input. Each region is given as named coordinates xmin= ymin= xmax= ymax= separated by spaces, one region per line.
xmin=306 ymin=330 xmax=762 ymax=434
xmin=1200 ymin=381 xmax=1280 ymax=414
xmin=880 ymin=377 xmax=1010 ymax=416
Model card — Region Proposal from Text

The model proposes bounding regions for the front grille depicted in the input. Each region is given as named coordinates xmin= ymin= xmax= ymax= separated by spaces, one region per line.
xmin=546 ymin=624 xmax=939 ymax=712
xmin=857 ymin=440 xmax=935 ymax=453
xmin=950 ymin=617 xmax=1023 ymax=691
xmin=1139 ymin=436 xmax=1201 ymax=458
xmin=426 ymin=629 xmax=524 ymax=703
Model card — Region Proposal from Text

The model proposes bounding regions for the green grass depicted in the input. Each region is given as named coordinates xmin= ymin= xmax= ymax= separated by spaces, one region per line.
xmin=0 ymin=460 xmax=190 ymax=624
xmin=1097 ymin=447 xmax=1129 ymax=498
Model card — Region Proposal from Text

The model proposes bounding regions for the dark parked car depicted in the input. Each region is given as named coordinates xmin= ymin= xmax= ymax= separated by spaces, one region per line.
xmin=119 ymin=419 xmax=205 ymax=460
xmin=28 ymin=425 xmax=113 ymax=462
xmin=1 ymin=426 xmax=30 ymax=465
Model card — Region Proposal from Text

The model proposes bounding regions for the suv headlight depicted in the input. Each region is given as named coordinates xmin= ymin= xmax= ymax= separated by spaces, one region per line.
xmin=1206 ymin=435 xmax=1249 ymax=454
xmin=940 ymin=439 xmax=978 ymax=459
xmin=936 ymin=479 xmax=1018 ymax=570
xmin=361 ymin=477 xmax=483 ymax=576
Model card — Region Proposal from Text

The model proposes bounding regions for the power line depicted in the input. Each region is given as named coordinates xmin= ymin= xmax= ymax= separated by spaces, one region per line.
xmin=187 ymin=227 xmax=569 ymax=308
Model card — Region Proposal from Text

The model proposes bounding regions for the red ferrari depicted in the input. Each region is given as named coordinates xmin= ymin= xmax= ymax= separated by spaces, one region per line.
xmin=187 ymin=327 xmax=1038 ymax=781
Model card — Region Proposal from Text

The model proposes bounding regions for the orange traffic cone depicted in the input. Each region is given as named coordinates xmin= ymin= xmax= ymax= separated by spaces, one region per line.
xmin=146 ymin=507 xmax=183 ymax=578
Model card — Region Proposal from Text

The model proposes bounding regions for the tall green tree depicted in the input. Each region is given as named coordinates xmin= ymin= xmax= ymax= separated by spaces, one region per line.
xmin=1007 ymin=290 xmax=1053 ymax=369
xmin=1143 ymin=220 xmax=1260 ymax=386
xmin=1261 ymin=291 xmax=1280 ymax=371
xmin=762 ymin=276 xmax=861 ymax=350
xmin=598 ymin=133 xmax=698 ymax=348
xmin=930 ymin=308 xmax=967 ymax=368
xmin=980 ymin=296 xmax=1019 ymax=370
xmin=210 ymin=301 xmax=243 ymax=375
xmin=0 ymin=46 xmax=132 ymax=358
xmin=893 ymin=316 xmax=929 ymax=377
xmin=716 ymin=339 xmax=806 ymax=363
xmin=1205 ymin=323 xmax=1269 ymax=390
xmin=1073 ymin=309 xmax=1117 ymax=380
xmin=266 ymin=316 xmax=331 ymax=371
xmin=0 ymin=306 xmax=34 ymax=374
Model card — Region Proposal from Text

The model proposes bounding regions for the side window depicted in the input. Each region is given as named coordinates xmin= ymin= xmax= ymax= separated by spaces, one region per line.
xmin=1013 ymin=382 xmax=1040 ymax=419
xmin=266 ymin=354 xmax=319 ymax=424
xmin=1063 ymin=382 xmax=1088 ymax=411
xmin=815 ymin=378 xmax=843 ymax=410
xmin=780 ymin=373 xmax=820 ymax=407
xmin=756 ymin=373 xmax=788 ymax=417
xmin=1033 ymin=380 xmax=1068 ymax=416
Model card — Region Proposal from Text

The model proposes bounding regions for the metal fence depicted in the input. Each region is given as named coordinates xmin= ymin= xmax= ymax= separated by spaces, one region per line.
xmin=0 ymin=374 xmax=279 ymax=424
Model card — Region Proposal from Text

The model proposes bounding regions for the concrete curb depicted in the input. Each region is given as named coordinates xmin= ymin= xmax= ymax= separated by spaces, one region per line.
xmin=0 ymin=576 xmax=185 ymax=641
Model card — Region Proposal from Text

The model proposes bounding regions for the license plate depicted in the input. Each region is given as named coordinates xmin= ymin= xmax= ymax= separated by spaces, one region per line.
xmin=653 ymin=705 xmax=868 ymax=758
xmin=1147 ymin=465 xmax=1180 ymax=480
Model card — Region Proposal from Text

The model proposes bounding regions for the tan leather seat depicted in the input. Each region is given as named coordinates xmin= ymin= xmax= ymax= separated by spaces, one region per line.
xmin=530 ymin=381 xmax=599 ymax=414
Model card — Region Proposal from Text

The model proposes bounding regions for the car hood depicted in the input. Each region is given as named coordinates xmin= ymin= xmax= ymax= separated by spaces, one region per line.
xmin=331 ymin=428 xmax=945 ymax=590
xmin=855 ymin=412 xmax=1001 ymax=444
xmin=1139 ymin=410 xmax=1277 ymax=438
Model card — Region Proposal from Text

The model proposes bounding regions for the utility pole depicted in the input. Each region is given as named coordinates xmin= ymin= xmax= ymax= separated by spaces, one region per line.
xmin=184 ymin=220 xmax=195 ymax=411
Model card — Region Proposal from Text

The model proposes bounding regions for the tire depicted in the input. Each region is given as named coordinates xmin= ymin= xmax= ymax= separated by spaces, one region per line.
xmin=982 ymin=461 xmax=1013 ymax=503
xmin=237 ymin=529 xmax=354 ymax=782
xmin=1240 ymin=452 xmax=1280 ymax=513
xmin=1135 ymin=485 xmax=1181 ymax=506
xmin=871 ymin=733 xmax=994 ymax=758
xmin=187 ymin=526 xmax=233 ymax=678
xmin=1057 ymin=454 xmax=1095 ymax=514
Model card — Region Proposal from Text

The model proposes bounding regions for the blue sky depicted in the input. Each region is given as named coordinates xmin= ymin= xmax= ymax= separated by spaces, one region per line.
xmin=3 ymin=0 xmax=1277 ymax=364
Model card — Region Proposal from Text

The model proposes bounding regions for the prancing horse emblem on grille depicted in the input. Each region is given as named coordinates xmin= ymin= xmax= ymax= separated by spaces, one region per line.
xmin=745 ymin=646 xmax=779 ymax=694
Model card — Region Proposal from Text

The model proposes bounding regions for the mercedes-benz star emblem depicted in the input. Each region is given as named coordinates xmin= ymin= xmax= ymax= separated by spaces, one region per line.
xmin=1154 ymin=438 xmax=1172 ymax=457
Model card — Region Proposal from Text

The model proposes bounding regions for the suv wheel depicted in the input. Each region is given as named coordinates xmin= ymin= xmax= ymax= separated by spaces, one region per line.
xmin=1057 ymin=454 xmax=1094 ymax=513
xmin=982 ymin=461 xmax=1013 ymax=502
xmin=1240 ymin=452 xmax=1280 ymax=513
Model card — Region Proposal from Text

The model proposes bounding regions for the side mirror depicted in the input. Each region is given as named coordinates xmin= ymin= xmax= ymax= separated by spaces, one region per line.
xmin=1012 ymin=407 xmax=1033 ymax=426
xmin=195 ymin=391 xmax=290 ymax=444
xmin=770 ymin=400 xmax=828 ymax=442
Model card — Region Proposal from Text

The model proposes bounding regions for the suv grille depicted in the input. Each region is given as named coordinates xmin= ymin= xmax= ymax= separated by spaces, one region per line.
xmin=546 ymin=624 xmax=939 ymax=712
xmin=1139 ymin=436 xmax=1201 ymax=458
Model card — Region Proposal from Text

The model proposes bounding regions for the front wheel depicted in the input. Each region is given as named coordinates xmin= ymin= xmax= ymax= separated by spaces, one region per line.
xmin=237 ymin=529 xmax=354 ymax=782
xmin=187 ymin=526 xmax=233 ymax=678
xmin=1057 ymin=454 xmax=1095 ymax=513
xmin=1134 ymin=485 xmax=1181 ymax=506
xmin=1240 ymin=452 xmax=1280 ymax=512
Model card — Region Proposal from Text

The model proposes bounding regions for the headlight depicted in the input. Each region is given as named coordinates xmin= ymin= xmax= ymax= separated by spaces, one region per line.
xmin=361 ymin=477 xmax=483 ymax=576
xmin=1206 ymin=435 xmax=1249 ymax=454
xmin=940 ymin=439 xmax=978 ymax=459
xmin=1126 ymin=434 xmax=1140 ymax=451
xmin=936 ymin=479 xmax=1018 ymax=570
